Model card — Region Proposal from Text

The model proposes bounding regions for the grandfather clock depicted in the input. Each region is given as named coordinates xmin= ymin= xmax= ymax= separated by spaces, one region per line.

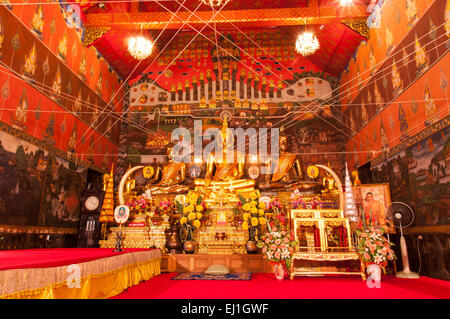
xmin=78 ymin=183 xmax=105 ymax=248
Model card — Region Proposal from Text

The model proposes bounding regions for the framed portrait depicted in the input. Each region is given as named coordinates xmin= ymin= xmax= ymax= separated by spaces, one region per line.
xmin=352 ymin=183 xmax=394 ymax=233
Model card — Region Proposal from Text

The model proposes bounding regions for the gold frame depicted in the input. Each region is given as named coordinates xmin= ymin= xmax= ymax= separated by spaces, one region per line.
xmin=352 ymin=183 xmax=394 ymax=233
xmin=289 ymin=209 xmax=364 ymax=280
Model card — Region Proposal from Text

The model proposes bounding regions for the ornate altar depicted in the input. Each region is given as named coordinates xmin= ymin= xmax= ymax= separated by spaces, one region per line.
xmin=194 ymin=207 xmax=248 ymax=254
xmin=289 ymin=209 xmax=364 ymax=280
xmin=99 ymin=213 xmax=170 ymax=250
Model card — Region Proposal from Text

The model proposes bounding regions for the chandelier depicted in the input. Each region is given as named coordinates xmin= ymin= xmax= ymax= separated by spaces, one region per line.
xmin=128 ymin=36 xmax=153 ymax=60
xmin=200 ymin=0 xmax=231 ymax=6
xmin=295 ymin=32 xmax=320 ymax=56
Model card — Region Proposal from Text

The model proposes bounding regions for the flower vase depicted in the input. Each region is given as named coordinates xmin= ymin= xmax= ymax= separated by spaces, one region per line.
xmin=246 ymin=228 xmax=258 ymax=254
xmin=270 ymin=262 xmax=286 ymax=280
xmin=365 ymin=262 xmax=387 ymax=282
xmin=183 ymin=226 xmax=196 ymax=254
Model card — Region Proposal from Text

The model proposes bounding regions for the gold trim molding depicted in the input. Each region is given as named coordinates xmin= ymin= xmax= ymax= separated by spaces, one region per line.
xmin=82 ymin=27 xmax=111 ymax=47
xmin=342 ymin=19 xmax=370 ymax=39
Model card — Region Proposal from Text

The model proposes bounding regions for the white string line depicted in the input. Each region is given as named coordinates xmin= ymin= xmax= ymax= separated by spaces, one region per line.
xmin=280 ymin=38 xmax=445 ymax=152
xmin=3 ymin=13 xmax=442 ymax=154
xmin=46 ymin=150 xmax=382 ymax=156
xmin=89 ymin=1 xmax=230 ymax=147
xmin=0 ymin=63 xmax=168 ymax=139
xmin=69 ymin=0 xmax=447 ymax=142
xmin=156 ymin=0 xmax=297 ymax=87
xmin=78 ymin=0 xmax=194 ymax=146
xmin=9 ymin=2 xmax=445 ymax=152
xmin=165 ymin=7 xmax=446 ymax=151
xmin=271 ymin=23 xmax=449 ymax=137
xmin=271 ymin=27 xmax=449 ymax=149
xmin=175 ymin=0 xmax=304 ymax=87
xmin=57 ymin=6 xmax=450 ymax=161
xmin=4 ymin=0 xmax=177 ymax=5
xmin=4 ymin=97 xmax=449 ymax=113
xmin=123 ymin=22 xmax=447 ymax=155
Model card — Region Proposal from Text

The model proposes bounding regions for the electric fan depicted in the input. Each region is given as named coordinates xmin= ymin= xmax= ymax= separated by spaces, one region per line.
xmin=387 ymin=202 xmax=420 ymax=279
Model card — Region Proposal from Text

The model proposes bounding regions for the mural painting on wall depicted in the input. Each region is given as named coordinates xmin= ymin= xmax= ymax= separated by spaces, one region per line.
xmin=341 ymin=0 xmax=448 ymax=130
xmin=0 ymin=4 xmax=124 ymax=171
xmin=0 ymin=130 xmax=86 ymax=228
xmin=372 ymin=125 xmax=450 ymax=227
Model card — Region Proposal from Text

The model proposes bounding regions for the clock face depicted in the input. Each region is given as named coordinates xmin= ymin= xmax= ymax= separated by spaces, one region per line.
xmin=85 ymin=196 xmax=100 ymax=211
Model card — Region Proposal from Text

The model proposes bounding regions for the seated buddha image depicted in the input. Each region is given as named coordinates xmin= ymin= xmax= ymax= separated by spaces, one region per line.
xmin=145 ymin=142 xmax=189 ymax=195
xmin=259 ymin=134 xmax=316 ymax=191
xmin=322 ymin=163 xmax=339 ymax=195
xmin=194 ymin=118 xmax=256 ymax=205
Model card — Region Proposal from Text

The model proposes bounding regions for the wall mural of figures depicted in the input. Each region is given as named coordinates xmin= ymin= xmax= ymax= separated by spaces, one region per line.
xmin=0 ymin=130 xmax=86 ymax=228
xmin=372 ymin=125 xmax=450 ymax=226
xmin=346 ymin=52 xmax=450 ymax=169
xmin=0 ymin=4 xmax=124 ymax=172
xmin=342 ymin=0 xmax=449 ymax=167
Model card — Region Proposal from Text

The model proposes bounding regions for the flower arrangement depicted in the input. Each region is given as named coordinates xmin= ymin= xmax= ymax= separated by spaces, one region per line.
xmin=156 ymin=198 xmax=173 ymax=215
xmin=290 ymin=190 xmax=326 ymax=209
xmin=238 ymin=192 xmax=267 ymax=241
xmin=126 ymin=196 xmax=148 ymax=211
xmin=355 ymin=226 xmax=396 ymax=271
xmin=268 ymin=198 xmax=282 ymax=212
xmin=257 ymin=226 xmax=297 ymax=272
xmin=175 ymin=191 xmax=205 ymax=241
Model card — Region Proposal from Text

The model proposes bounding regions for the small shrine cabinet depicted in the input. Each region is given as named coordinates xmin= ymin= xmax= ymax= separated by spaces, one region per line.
xmin=290 ymin=209 xmax=364 ymax=280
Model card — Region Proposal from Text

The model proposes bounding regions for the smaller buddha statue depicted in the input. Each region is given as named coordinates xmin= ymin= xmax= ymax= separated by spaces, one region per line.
xmin=145 ymin=143 xmax=189 ymax=195
xmin=352 ymin=169 xmax=362 ymax=186
xmin=322 ymin=163 xmax=338 ymax=193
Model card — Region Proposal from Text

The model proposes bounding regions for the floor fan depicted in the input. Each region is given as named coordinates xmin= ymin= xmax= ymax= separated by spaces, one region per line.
xmin=388 ymin=202 xmax=420 ymax=279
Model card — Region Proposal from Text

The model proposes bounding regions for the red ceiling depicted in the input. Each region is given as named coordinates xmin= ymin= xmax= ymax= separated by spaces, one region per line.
xmin=74 ymin=0 xmax=369 ymax=80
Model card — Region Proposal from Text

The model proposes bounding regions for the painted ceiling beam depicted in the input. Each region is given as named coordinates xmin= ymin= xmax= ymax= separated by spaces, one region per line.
xmin=84 ymin=6 xmax=370 ymax=29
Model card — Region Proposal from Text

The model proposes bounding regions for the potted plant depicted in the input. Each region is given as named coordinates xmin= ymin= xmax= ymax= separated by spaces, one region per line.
xmin=238 ymin=192 xmax=267 ymax=254
xmin=257 ymin=226 xmax=297 ymax=280
xmin=355 ymin=226 xmax=396 ymax=279
xmin=174 ymin=191 xmax=205 ymax=254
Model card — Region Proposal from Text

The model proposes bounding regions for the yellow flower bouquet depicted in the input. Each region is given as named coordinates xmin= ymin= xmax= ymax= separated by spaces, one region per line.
xmin=175 ymin=191 xmax=205 ymax=241
xmin=238 ymin=192 xmax=268 ymax=241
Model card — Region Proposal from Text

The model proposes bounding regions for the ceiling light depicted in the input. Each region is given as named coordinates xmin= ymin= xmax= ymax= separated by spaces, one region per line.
xmin=340 ymin=0 xmax=353 ymax=5
xmin=200 ymin=0 xmax=231 ymax=7
xmin=295 ymin=32 xmax=320 ymax=56
xmin=127 ymin=36 xmax=153 ymax=60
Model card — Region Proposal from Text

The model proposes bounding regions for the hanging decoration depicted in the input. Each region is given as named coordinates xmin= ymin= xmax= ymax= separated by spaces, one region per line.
xmin=127 ymin=36 xmax=153 ymax=60
xmin=344 ymin=162 xmax=359 ymax=223
xmin=295 ymin=31 xmax=320 ymax=56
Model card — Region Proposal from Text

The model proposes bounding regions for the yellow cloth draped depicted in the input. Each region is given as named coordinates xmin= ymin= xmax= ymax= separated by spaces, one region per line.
xmin=1 ymin=250 xmax=161 ymax=299
xmin=272 ymin=153 xmax=296 ymax=182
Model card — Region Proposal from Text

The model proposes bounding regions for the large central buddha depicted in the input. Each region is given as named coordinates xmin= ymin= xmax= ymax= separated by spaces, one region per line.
xmin=194 ymin=118 xmax=255 ymax=205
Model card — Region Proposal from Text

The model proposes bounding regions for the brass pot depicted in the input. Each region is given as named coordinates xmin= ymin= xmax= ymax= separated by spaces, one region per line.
xmin=166 ymin=223 xmax=182 ymax=253
xmin=183 ymin=240 xmax=196 ymax=254
xmin=245 ymin=240 xmax=258 ymax=254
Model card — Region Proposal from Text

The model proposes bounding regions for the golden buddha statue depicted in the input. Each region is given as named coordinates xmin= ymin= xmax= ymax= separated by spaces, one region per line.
xmin=351 ymin=170 xmax=362 ymax=186
xmin=322 ymin=163 xmax=338 ymax=193
xmin=145 ymin=143 xmax=189 ymax=195
xmin=194 ymin=118 xmax=255 ymax=204
xmin=259 ymin=134 xmax=307 ymax=191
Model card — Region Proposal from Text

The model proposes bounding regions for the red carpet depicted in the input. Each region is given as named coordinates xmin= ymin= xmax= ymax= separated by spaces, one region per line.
xmin=0 ymin=248 xmax=150 ymax=270
xmin=112 ymin=273 xmax=450 ymax=299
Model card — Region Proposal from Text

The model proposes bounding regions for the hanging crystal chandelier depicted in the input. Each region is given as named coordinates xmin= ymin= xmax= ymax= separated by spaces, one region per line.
xmin=128 ymin=36 xmax=153 ymax=60
xmin=295 ymin=32 xmax=320 ymax=56
xmin=200 ymin=0 xmax=231 ymax=7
